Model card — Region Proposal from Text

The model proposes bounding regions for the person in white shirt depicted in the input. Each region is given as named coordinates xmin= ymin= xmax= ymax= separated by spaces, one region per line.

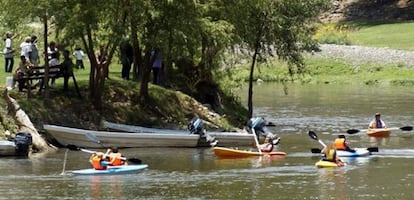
xmin=19 ymin=36 xmax=32 ymax=61
xmin=3 ymin=32 xmax=16 ymax=72
xmin=73 ymin=46 xmax=85 ymax=69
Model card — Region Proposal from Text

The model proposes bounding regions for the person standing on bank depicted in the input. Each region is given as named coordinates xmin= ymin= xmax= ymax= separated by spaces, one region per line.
xmin=29 ymin=35 xmax=39 ymax=67
xmin=150 ymin=48 xmax=162 ymax=85
xmin=73 ymin=46 xmax=85 ymax=69
xmin=3 ymin=32 xmax=16 ymax=73
xmin=120 ymin=37 xmax=133 ymax=80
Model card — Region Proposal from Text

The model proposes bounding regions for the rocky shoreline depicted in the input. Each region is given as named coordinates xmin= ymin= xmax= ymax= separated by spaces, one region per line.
xmin=310 ymin=44 xmax=414 ymax=68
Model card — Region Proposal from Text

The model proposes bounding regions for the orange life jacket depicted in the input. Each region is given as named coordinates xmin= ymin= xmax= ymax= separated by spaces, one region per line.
xmin=109 ymin=153 xmax=124 ymax=166
xmin=92 ymin=156 xmax=107 ymax=170
xmin=334 ymin=138 xmax=346 ymax=150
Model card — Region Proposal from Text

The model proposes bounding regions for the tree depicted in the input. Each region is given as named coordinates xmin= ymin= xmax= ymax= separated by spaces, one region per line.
xmin=225 ymin=0 xmax=329 ymax=118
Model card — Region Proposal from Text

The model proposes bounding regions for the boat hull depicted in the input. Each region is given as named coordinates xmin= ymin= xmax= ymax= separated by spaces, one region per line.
xmin=315 ymin=160 xmax=343 ymax=168
xmin=72 ymin=164 xmax=148 ymax=175
xmin=213 ymin=147 xmax=287 ymax=158
xmin=44 ymin=125 xmax=200 ymax=148
xmin=103 ymin=121 xmax=256 ymax=147
xmin=337 ymin=148 xmax=370 ymax=157
xmin=367 ymin=128 xmax=390 ymax=137
xmin=0 ymin=140 xmax=18 ymax=156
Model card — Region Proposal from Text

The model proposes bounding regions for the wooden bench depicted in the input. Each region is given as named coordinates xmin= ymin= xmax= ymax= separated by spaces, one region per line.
xmin=16 ymin=64 xmax=81 ymax=98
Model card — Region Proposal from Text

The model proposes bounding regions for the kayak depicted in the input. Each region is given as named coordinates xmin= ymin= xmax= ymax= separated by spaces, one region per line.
xmin=213 ymin=147 xmax=287 ymax=158
xmin=72 ymin=164 xmax=148 ymax=175
xmin=315 ymin=160 xmax=344 ymax=168
xmin=337 ymin=148 xmax=370 ymax=157
xmin=366 ymin=128 xmax=390 ymax=137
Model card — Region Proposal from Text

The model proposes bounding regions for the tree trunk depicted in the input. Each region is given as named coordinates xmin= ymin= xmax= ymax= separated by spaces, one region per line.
xmin=247 ymin=46 xmax=259 ymax=118
xmin=2 ymin=90 xmax=56 ymax=155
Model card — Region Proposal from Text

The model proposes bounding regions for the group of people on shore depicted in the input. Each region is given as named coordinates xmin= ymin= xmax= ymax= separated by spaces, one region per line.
xmin=2 ymin=32 xmax=83 ymax=91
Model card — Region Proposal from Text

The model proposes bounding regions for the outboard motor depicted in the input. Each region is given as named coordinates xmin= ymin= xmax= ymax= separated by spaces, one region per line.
xmin=247 ymin=117 xmax=269 ymax=137
xmin=188 ymin=117 xmax=205 ymax=135
xmin=14 ymin=132 xmax=32 ymax=157
xmin=188 ymin=117 xmax=218 ymax=146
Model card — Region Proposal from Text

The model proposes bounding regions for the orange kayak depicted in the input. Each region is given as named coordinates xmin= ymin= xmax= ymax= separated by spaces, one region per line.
xmin=213 ymin=147 xmax=287 ymax=158
xmin=366 ymin=128 xmax=391 ymax=137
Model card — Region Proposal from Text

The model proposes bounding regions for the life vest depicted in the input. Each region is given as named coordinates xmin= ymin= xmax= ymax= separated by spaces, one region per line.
xmin=92 ymin=156 xmax=107 ymax=170
xmin=260 ymin=143 xmax=273 ymax=152
xmin=109 ymin=153 xmax=124 ymax=166
xmin=325 ymin=149 xmax=336 ymax=162
xmin=334 ymin=138 xmax=346 ymax=150
xmin=371 ymin=120 xmax=384 ymax=128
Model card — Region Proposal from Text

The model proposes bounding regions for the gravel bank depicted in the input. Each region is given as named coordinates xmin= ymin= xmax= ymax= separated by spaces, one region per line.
xmin=310 ymin=44 xmax=414 ymax=68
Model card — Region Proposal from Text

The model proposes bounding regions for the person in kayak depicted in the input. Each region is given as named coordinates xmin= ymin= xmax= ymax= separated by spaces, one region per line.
xmin=89 ymin=152 xmax=109 ymax=170
xmin=321 ymin=144 xmax=345 ymax=166
xmin=334 ymin=135 xmax=355 ymax=152
xmin=106 ymin=147 xmax=127 ymax=166
xmin=369 ymin=113 xmax=386 ymax=129
xmin=257 ymin=134 xmax=281 ymax=152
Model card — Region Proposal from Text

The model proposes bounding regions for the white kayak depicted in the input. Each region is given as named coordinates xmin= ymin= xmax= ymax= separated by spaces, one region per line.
xmin=337 ymin=148 xmax=371 ymax=157
xmin=72 ymin=164 xmax=148 ymax=175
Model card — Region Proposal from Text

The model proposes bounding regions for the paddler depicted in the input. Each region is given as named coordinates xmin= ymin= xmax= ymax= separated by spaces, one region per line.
xmin=334 ymin=135 xmax=355 ymax=152
xmin=257 ymin=134 xmax=280 ymax=152
xmin=106 ymin=147 xmax=127 ymax=166
xmin=321 ymin=144 xmax=344 ymax=166
xmin=369 ymin=113 xmax=386 ymax=129
xmin=89 ymin=152 xmax=109 ymax=170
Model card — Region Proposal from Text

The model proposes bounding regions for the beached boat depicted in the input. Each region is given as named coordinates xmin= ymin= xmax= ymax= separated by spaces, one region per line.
xmin=44 ymin=124 xmax=200 ymax=148
xmin=0 ymin=132 xmax=32 ymax=157
xmin=102 ymin=121 xmax=256 ymax=147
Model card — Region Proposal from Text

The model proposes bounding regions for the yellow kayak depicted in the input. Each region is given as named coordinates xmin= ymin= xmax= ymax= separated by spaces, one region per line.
xmin=213 ymin=147 xmax=287 ymax=158
xmin=367 ymin=128 xmax=391 ymax=137
xmin=315 ymin=160 xmax=344 ymax=168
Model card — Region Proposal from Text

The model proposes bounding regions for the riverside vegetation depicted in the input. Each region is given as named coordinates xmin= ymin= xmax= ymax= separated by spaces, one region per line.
xmin=1 ymin=13 xmax=414 ymax=143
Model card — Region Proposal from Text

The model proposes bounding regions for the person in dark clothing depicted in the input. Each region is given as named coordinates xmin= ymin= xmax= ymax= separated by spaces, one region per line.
xmin=61 ymin=50 xmax=74 ymax=91
xmin=120 ymin=38 xmax=133 ymax=80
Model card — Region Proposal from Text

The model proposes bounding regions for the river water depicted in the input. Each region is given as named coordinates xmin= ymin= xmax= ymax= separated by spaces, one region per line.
xmin=2 ymin=83 xmax=414 ymax=200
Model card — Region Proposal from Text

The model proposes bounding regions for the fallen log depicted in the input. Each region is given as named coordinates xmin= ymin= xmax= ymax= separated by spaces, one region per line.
xmin=2 ymin=90 xmax=56 ymax=155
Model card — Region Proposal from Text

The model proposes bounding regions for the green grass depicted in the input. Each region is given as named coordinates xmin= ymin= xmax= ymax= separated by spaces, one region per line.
xmin=222 ymin=56 xmax=414 ymax=86
xmin=316 ymin=21 xmax=414 ymax=51
xmin=0 ymin=58 xmax=124 ymax=88
xmin=347 ymin=22 xmax=414 ymax=51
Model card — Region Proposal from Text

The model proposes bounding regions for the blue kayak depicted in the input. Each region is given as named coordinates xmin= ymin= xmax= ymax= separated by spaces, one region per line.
xmin=72 ymin=164 xmax=148 ymax=175
xmin=337 ymin=148 xmax=370 ymax=157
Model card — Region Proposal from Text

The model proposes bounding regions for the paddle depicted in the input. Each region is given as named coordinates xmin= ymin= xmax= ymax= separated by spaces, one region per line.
xmin=84 ymin=132 xmax=143 ymax=165
xmin=251 ymin=129 xmax=262 ymax=154
xmin=308 ymin=131 xmax=327 ymax=148
xmin=310 ymin=147 xmax=379 ymax=154
xmin=66 ymin=144 xmax=142 ymax=164
xmin=346 ymin=126 xmax=413 ymax=134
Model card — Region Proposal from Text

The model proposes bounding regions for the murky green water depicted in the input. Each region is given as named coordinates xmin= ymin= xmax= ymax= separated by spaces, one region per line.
xmin=2 ymin=83 xmax=414 ymax=199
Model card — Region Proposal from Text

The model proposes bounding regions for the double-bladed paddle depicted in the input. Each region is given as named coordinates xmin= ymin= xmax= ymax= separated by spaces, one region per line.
xmin=346 ymin=126 xmax=413 ymax=134
xmin=308 ymin=131 xmax=327 ymax=148
xmin=66 ymin=144 xmax=142 ymax=164
xmin=310 ymin=147 xmax=379 ymax=154
xmin=84 ymin=132 xmax=143 ymax=164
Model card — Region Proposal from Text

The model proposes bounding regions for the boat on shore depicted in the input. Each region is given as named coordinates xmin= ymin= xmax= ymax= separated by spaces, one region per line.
xmin=102 ymin=121 xmax=256 ymax=147
xmin=0 ymin=132 xmax=32 ymax=157
xmin=44 ymin=124 xmax=200 ymax=148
